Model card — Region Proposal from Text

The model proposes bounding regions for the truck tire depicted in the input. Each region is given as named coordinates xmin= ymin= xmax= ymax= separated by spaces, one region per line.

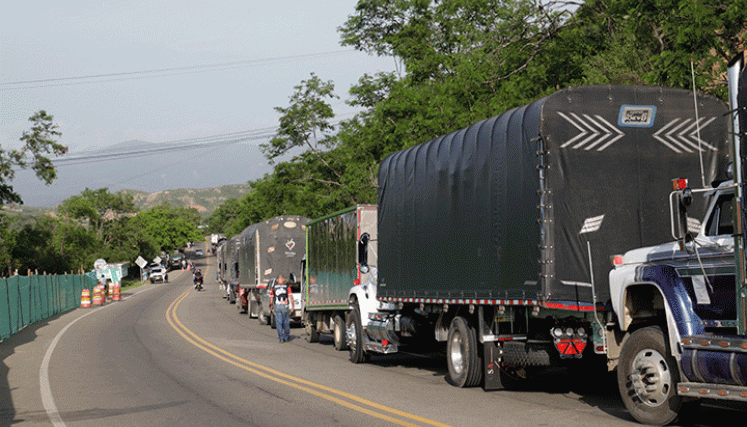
xmin=270 ymin=310 xmax=276 ymax=329
xmin=305 ymin=316 xmax=319 ymax=343
xmin=446 ymin=317 xmax=483 ymax=388
xmin=333 ymin=314 xmax=348 ymax=351
xmin=347 ymin=306 xmax=368 ymax=364
xmin=618 ymin=326 xmax=682 ymax=425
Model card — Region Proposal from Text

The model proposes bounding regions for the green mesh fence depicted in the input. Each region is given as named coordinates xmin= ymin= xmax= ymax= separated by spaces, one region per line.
xmin=0 ymin=273 xmax=98 ymax=341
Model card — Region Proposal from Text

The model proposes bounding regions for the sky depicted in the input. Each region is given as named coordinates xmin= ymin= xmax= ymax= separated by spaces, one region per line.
xmin=1 ymin=0 xmax=398 ymax=195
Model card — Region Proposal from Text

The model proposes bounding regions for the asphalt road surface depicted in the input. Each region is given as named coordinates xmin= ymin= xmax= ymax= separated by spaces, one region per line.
xmin=2 ymin=246 xmax=744 ymax=427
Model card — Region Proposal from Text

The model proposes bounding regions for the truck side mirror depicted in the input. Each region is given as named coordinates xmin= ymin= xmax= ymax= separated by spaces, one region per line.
xmin=670 ymin=187 xmax=693 ymax=243
xmin=358 ymin=233 xmax=370 ymax=273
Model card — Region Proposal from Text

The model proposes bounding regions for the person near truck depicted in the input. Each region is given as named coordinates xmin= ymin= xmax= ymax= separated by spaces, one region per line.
xmin=270 ymin=274 xmax=294 ymax=343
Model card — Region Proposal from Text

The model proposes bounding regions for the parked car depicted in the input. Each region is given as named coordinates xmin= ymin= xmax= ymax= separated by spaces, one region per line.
xmin=149 ymin=265 xmax=169 ymax=283
xmin=169 ymin=254 xmax=183 ymax=270
xmin=195 ymin=248 xmax=204 ymax=257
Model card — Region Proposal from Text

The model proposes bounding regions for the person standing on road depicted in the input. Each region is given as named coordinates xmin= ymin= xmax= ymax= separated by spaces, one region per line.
xmin=270 ymin=274 xmax=294 ymax=343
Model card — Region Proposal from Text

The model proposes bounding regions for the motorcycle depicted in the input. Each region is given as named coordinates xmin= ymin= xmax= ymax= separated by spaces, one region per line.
xmin=194 ymin=276 xmax=203 ymax=291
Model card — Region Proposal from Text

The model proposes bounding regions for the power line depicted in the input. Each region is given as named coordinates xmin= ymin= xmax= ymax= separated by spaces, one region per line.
xmin=53 ymin=130 xmax=276 ymax=166
xmin=50 ymin=114 xmax=358 ymax=167
xmin=0 ymin=50 xmax=357 ymax=91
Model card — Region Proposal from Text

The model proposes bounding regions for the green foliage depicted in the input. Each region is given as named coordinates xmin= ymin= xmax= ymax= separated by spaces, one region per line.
xmin=261 ymin=73 xmax=339 ymax=162
xmin=1 ymin=111 xmax=67 ymax=206
xmin=8 ymin=217 xmax=95 ymax=274
xmin=0 ymin=214 xmax=14 ymax=274
xmin=99 ymin=215 xmax=158 ymax=265
xmin=138 ymin=205 xmax=203 ymax=252
xmin=57 ymin=188 xmax=137 ymax=239
xmin=8 ymin=2 xmax=747 ymax=270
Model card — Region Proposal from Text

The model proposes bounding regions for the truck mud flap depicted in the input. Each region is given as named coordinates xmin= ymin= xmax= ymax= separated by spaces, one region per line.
xmin=483 ymin=342 xmax=502 ymax=391
xmin=502 ymin=341 xmax=553 ymax=367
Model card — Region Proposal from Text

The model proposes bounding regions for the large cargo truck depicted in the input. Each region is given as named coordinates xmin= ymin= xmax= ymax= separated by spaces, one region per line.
xmin=302 ymin=205 xmax=378 ymax=351
xmin=606 ymin=56 xmax=747 ymax=424
xmin=223 ymin=234 xmax=241 ymax=302
xmin=351 ymin=85 xmax=733 ymax=418
xmin=230 ymin=216 xmax=309 ymax=320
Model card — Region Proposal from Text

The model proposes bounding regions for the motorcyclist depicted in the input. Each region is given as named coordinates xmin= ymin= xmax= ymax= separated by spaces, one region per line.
xmin=193 ymin=269 xmax=204 ymax=290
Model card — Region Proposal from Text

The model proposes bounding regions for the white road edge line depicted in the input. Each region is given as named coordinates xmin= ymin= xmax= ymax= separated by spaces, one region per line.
xmin=38 ymin=283 xmax=161 ymax=426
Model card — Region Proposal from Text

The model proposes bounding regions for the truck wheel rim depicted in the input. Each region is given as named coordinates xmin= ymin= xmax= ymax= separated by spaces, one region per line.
xmin=630 ymin=348 xmax=671 ymax=407
xmin=449 ymin=331 xmax=465 ymax=375
xmin=346 ymin=323 xmax=357 ymax=348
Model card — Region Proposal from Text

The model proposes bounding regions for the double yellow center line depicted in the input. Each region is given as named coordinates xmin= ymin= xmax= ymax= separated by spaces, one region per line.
xmin=166 ymin=290 xmax=451 ymax=427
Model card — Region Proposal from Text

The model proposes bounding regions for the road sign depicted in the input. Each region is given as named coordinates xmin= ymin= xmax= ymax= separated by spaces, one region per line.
xmin=94 ymin=258 xmax=107 ymax=270
xmin=135 ymin=256 xmax=147 ymax=269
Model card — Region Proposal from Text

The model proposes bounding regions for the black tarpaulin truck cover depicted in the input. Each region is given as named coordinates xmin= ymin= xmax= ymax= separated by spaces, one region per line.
xmin=236 ymin=216 xmax=309 ymax=288
xmin=377 ymin=85 xmax=730 ymax=305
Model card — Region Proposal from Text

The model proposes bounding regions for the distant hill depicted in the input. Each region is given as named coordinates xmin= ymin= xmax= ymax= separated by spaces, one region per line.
xmin=2 ymin=184 xmax=251 ymax=220
xmin=11 ymin=139 xmax=277 ymax=207
xmin=120 ymin=184 xmax=251 ymax=215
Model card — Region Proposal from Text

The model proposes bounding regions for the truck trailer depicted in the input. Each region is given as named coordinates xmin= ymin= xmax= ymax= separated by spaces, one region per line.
xmin=302 ymin=205 xmax=378 ymax=352
xmin=229 ymin=216 xmax=309 ymax=320
xmin=352 ymin=84 xmax=733 ymax=421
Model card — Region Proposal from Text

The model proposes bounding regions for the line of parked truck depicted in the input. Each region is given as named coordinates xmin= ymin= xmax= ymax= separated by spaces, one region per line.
xmin=215 ymin=55 xmax=747 ymax=425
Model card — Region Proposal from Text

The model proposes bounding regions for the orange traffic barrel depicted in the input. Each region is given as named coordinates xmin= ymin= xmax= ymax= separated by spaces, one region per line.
xmin=80 ymin=288 xmax=91 ymax=308
xmin=92 ymin=285 xmax=103 ymax=306
xmin=112 ymin=283 xmax=121 ymax=301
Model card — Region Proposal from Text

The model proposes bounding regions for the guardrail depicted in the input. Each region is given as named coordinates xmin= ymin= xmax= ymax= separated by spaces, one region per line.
xmin=0 ymin=272 xmax=98 ymax=341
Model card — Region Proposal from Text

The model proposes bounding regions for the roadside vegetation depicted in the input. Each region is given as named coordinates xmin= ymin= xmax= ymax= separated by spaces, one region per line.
xmin=3 ymin=1 xmax=745 ymax=273
xmin=206 ymin=0 xmax=747 ymax=237
xmin=1 ymin=186 xmax=202 ymax=276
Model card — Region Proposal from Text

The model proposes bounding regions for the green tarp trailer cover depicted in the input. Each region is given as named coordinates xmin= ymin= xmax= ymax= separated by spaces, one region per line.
xmin=377 ymin=85 xmax=731 ymax=305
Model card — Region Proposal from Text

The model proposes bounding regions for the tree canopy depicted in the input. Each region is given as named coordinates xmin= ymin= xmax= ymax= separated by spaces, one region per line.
xmin=1 ymin=110 xmax=67 ymax=206
xmin=206 ymin=0 xmax=746 ymax=238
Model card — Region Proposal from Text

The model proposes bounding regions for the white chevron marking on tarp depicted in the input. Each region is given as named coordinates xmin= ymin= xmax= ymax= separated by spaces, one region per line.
xmin=653 ymin=117 xmax=719 ymax=153
xmin=558 ymin=112 xmax=625 ymax=151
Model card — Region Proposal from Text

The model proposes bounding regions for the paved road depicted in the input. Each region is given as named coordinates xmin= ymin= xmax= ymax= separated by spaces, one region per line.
xmin=2 ymin=247 xmax=744 ymax=427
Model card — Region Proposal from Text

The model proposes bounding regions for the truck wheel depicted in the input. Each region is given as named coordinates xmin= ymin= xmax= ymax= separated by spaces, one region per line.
xmin=305 ymin=318 xmax=319 ymax=343
xmin=618 ymin=326 xmax=682 ymax=425
xmin=347 ymin=306 xmax=368 ymax=363
xmin=270 ymin=310 xmax=276 ymax=329
xmin=446 ymin=317 xmax=483 ymax=388
xmin=333 ymin=314 xmax=348 ymax=351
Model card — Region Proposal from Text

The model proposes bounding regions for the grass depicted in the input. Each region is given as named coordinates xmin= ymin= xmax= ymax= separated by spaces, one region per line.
xmin=121 ymin=278 xmax=146 ymax=291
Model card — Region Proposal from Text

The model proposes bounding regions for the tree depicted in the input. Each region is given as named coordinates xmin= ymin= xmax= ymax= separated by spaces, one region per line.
xmin=207 ymin=0 xmax=747 ymax=236
xmin=57 ymin=188 xmax=137 ymax=239
xmin=1 ymin=110 xmax=67 ymax=205
xmin=98 ymin=215 xmax=158 ymax=264
xmin=205 ymin=197 xmax=243 ymax=235
xmin=138 ymin=205 xmax=203 ymax=252
xmin=261 ymin=73 xmax=339 ymax=161
xmin=0 ymin=214 xmax=16 ymax=274
xmin=574 ymin=0 xmax=747 ymax=99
